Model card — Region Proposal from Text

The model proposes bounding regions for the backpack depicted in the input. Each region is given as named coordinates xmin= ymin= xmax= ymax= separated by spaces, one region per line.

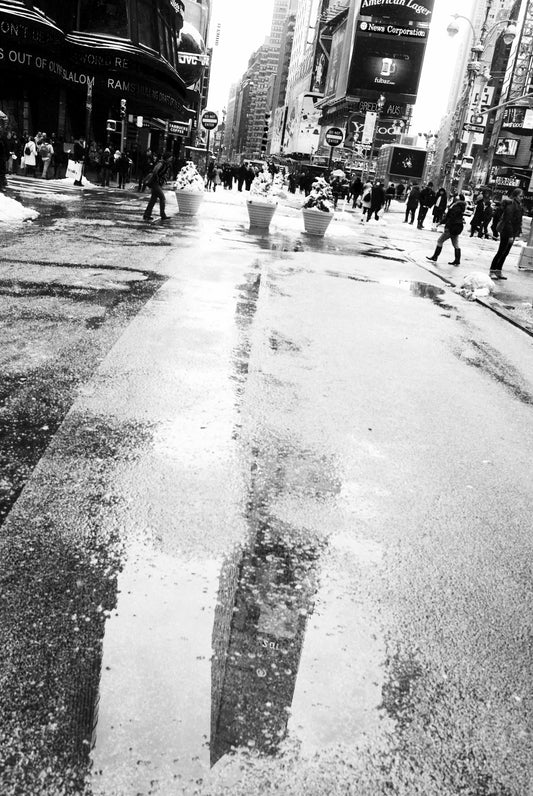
xmin=24 ymin=144 xmax=31 ymax=156
xmin=40 ymin=143 xmax=51 ymax=157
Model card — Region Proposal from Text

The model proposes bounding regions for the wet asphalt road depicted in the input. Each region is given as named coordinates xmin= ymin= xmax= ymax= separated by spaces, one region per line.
xmin=1 ymin=182 xmax=533 ymax=795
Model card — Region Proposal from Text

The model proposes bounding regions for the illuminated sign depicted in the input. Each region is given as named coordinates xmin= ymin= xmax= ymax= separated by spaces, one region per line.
xmin=496 ymin=138 xmax=519 ymax=157
xmin=359 ymin=0 xmax=435 ymax=22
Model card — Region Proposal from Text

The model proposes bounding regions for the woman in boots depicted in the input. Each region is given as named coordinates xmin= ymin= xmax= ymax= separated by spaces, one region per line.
xmin=426 ymin=193 xmax=466 ymax=266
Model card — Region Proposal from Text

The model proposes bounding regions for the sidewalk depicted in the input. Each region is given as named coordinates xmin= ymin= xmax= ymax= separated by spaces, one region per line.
xmin=362 ymin=201 xmax=533 ymax=338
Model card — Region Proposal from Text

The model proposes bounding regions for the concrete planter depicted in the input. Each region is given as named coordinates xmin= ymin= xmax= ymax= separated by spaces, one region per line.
xmin=247 ymin=199 xmax=277 ymax=230
xmin=302 ymin=208 xmax=333 ymax=236
xmin=175 ymin=190 xmax=204 ymax=215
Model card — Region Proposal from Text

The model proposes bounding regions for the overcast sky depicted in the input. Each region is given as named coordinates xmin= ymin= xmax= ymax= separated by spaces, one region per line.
xmin=206 ymin=0 xmax=477 ymax=132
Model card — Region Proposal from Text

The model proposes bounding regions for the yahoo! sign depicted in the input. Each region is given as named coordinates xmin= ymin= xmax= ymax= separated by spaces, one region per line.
xmin=359 ymin=0 xmax=435 ymax=23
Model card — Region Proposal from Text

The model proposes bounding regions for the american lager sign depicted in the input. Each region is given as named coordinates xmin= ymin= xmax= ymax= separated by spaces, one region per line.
xmin=359 ymin=0 xmax=435 ymax=22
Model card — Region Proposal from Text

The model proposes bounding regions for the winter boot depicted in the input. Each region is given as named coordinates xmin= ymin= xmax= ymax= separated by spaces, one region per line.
xmin=426 ymin=245 xmax=442 ymax=262
xmin=449 ymin=248 xmax=461 ymax=265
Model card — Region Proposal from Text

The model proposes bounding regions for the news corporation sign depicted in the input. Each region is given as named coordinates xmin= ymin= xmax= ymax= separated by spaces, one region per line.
xmin=348 ymin=0 xmax=435 ymax=104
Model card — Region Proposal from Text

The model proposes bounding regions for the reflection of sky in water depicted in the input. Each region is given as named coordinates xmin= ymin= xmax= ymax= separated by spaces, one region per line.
xmin=289 ymin=532 xmax=391 ymax=753
xmin=91 ymin=544 xmax=221 ymax=794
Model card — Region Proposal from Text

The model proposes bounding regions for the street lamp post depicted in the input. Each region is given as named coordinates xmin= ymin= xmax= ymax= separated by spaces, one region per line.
xmin=447 ymin=15 xmax=517 ymax=192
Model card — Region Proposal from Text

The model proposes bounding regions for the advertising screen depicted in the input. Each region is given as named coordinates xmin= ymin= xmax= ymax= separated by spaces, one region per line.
xmin=348 ymin=36 xmax=425 ymax=98
xmin=502 ymin=106 xmax=533 ymax=135
xmin=496 ymin=138 xmax=519 ymax=157
xmin=358 ymin=0 xmax=435 ymax=23
xmin=325 ymin=20 xmax=346 ymax=96
xmin=389 ymin=147 xmax=427 ymax=178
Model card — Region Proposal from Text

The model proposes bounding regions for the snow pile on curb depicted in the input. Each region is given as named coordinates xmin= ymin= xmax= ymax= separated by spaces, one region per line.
xmin=455 ymin=271 xmax=495 ymax=301
xmin=0 ymin=193 xmax=38 ymax=222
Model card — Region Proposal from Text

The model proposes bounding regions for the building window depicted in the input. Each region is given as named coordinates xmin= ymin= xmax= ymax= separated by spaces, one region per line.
xmin=137 ymin=0 xmax=158 ymax=49
xmin=78 ymin=0 xmax=129 ymax=37
xmin=157 ymin=4 xmax=176 ymax=66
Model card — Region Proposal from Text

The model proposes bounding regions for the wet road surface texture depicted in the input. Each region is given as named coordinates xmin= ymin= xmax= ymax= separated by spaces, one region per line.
xmin=1 ymin=183 xmax=533 ymax=795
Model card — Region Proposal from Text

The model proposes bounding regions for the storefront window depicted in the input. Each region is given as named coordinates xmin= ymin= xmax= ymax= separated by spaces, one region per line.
xmin=137 ymin=0 xmax=158 ymax=50
xmin=78 ymin=0 xmax=129 ymax=38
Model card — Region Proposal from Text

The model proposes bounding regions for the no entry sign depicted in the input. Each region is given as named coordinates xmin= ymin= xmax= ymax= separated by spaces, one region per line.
xmin=201 ymin=111 xmax=219 ymax=130
xmin=325 ymin=127 xmax=344 ymax=147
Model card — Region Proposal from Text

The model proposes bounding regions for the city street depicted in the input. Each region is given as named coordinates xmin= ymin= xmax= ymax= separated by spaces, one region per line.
xmin=1 ymin=180 xmax=533 ymax=794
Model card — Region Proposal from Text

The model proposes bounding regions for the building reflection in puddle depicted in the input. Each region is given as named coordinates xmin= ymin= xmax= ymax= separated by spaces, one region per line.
xmin=210 ymin=518 xmax=320 ymax=765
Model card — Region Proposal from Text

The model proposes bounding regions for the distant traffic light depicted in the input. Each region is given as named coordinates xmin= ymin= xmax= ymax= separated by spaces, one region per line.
xmin=120 ymin=98 xmax=127 ymax=119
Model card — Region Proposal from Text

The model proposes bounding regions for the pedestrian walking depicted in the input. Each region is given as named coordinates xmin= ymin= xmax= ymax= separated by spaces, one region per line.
xmin=137 ymin=149 xmax=154 ymax=192
xmin=23 ymin=137 xmax=37 ymax=177
xmin=349 ymin=175 xmax=363 ymax=207
xmin=360 ymin=181 xmax=373 ymax=222
xmin=39 ymin=138 xmax=53 ymax=179
xmin=404 ymin=184 xmax=420 ymax=224
xmin=431 ymin=187 xmax=447 ymax=229
xmin=479 ymin=196 xmax=493 ymax=239
xmin=101 ymin=147 xmax=113 ymax=187
xmin=245 ymin=164 xmax=255 ymax=191
xmin=384 ymin=182 xmax=395 ymax=211
xmin=395 ymin=182 xmax=406 ymax=201
xmin=469 ymin=195 xmax=485 ymax=236
xmin=236 ymin=162 xmax=247 ymax=192
xmin=489 ymin=188 xmax=523 ymax=280
xmin=426 ymin=193 xmax=466 ymax=266
xmin=142 ymin=151 xmax=173 ymax=221
xmin=212 ymin=165 xmax=222 ymax=192
xmin=369 ymin=181 xmax=385 ymax=220
xmin=116 ymin=151 xmax=130 ymax=188
xmin=417 ymin=181 xmax=436 ymax=228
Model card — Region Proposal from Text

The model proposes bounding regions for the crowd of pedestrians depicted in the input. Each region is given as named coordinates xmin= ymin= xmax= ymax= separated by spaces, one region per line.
xmin=0 ymin=121 xmax=523 ymax=282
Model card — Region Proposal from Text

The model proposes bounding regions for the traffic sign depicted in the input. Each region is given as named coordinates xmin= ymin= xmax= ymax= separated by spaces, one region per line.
xmin=201 ymin=111 xmax=219 ymax=130
xmin=325 ymin=127 xmax=344 ymax=147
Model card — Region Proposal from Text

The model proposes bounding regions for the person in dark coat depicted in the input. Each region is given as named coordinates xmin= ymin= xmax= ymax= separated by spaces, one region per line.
xmin=479 ymin=195 xmax=493 ymax=239
xmin=469 ymin=196 xmax=485 ymax=236
xmin=349 ymin=176 xmax=363 ymax=207
xmin=491 ymin=200 xmax=503 ymax=240
xmin=237 ymin=162 xmax=247 ymax=192
xmin=116 ymin=151 xmax=130 ymax=188
xmin=369 ymin=181 xmax=385 ymax=220
xmin=417 ymin=181 xmax=436 ymax=228
xmin=395 ymin=182 xmax=406 ymax=201
xmin=142 ymin=151 xmax=173 ymax=221
xmin=137 ymin=149 xmax=155 ymax=192
xmin=431 ymin=187 xmax=447 ymax=229
xmin=384 ymin=182 xmax=395 ymax=210
xmin=426 ymin=194 xmax=466 ymax=266
xmin=245 ymin=164 xmax=255 ymax=190
xmin=404 ymin=184 xmax=420 ymax=224
xmin=101 ymin=147 xmax=113 ymax=187
xmin=489 ymin=188 xmax=523 ymax=280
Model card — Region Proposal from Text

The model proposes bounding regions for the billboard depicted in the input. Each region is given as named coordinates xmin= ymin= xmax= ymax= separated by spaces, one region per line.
xmin=325 ymin=19 xmax=347 ymax=96
xmin=496 ymin=138 xmax=519 ymax=157
xmin=347 ymin=0 xmax=434 ymax=104
xmin=358 ymin=0 xmax=435 ymax=23
xmin=283 ymin=94 xmax=321 ymax=155
xmin=389 ymin=146 xmax=427 ymax=178
xmin=348 ymin=36 xmax=426 ymax=98
xmin=502 ymin=106 xmax=533 ymax=135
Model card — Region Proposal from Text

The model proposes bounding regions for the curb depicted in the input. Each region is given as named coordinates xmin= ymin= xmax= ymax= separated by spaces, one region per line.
xmin=406 ymin=253 xmax=533 ymax=340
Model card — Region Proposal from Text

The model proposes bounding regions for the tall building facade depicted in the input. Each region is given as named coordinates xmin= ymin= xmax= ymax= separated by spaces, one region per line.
xmin=224 ymin=0 xmax=293 ymax=161
xmin=314 ymin=0 xmax=435 ymax=170
xmin=435 ymin=0 xmax=521 ymax=190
